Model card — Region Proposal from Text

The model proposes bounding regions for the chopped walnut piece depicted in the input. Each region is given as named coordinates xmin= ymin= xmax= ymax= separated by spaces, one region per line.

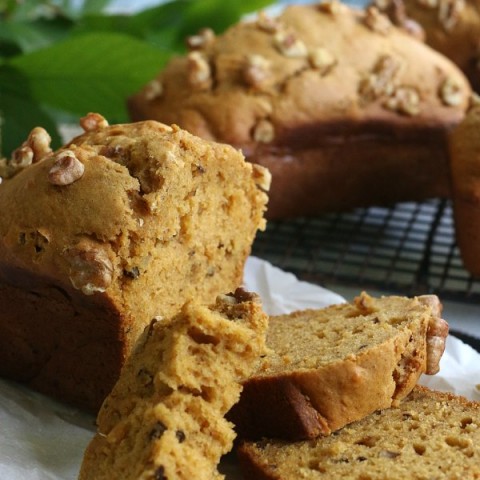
xmin=186 ymin=28 xmax=215 ymax=50
xmin=80 ymin=113 xmax=109 ymax=132
xmin=187 ymin=51 xmax=212 ymax=90
xmin=11 ymin=146 xmax=34 ymax=169
xmin=364 ymin=6 xmax=392 ymax=35
xmin=48 ymin=150 xmax=85 ymax=186
xmin=374 ymin=0 xmax=426 ymax=41
xmin=317 ymin=0 xmax=345 ymax=14
xmin=416 ymin=0 xmax=439 ymax=7
xmin=256 ymin=11 xmax=281 ymax=33
xmin=243 ymin=54 xmax=271 ymax=89
xmin=440 ymin=77 xmax=463 ymax=106
xmin=359 ymin=55 xmax=402 ymax=102
xmin=252 ymin=164 xmax=272 ymax=192
xmin=438 ymin=0 xmax=464 ymax=31
xmin=143 ymin=79 xmax=164 ymax=101
xmin=67 ymin=245 xmax=114 ymax=295
xmin=426 ymin=314 xmax=449 ymax=374
xmin=309 ymin=47 xmax=337 ymax=75
xmin=253 ymin=119 xmax=275 ymax=143
xmin=274 ymin=30 xmax=308 ymax=58
xmin=384 ymin=86 xmax=421 ymax=116
xmin=27 ymin=127 xmax=52 ymax=162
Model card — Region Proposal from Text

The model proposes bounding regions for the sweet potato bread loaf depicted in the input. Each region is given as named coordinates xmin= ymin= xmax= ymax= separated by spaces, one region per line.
xmin=0 ymin=114 xmax=269 ymax=411
xmin=448 ymin=98 xmax=480 ymax=275
xmin=128 ymin=1 xmax=470 ymax=219
xmin=229 ymin=292 xmax=448 ymax=441
xmin=373 ymin=0 xmax=480 ymax=92
xmin=79 ymin=289 xmax=268 ymax=480
xmin=237 ymin=386 xmax=480 ymax=480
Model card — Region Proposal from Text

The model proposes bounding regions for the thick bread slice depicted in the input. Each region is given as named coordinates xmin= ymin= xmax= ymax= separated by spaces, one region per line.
xmin=78 ymin=289 xmax=268 ymax=480
xmin=237 ymin=386 xmax=480 ymax=480
xmin=229 ymin=292 xmax=448 ymax=440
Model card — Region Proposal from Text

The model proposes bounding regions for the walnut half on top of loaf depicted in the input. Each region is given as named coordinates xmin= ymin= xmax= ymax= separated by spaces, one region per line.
xmin=229 ymin=292 xmax=448 ymax=441
xmin=78 ymin=289 xmax=269 ymax=480
xmin=0 ymin=113 xmax=270 ymax=411
xmin=128 ymin=1 xmax=471 ymax=218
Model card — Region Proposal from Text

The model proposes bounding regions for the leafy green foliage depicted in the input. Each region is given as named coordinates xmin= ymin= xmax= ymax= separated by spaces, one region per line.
xmin=0 ymin=0 xmax=273 ymax=157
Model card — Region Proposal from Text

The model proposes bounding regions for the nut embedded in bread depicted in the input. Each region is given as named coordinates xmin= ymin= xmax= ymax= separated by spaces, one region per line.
xmin=237 ymin=386 xmax=480 ymax=479
xmin=228 ymin=292 xmax=448 ymax=441
xmin=128 ymin=2 xmax=471 ymax=219
xmin=78 ymin=289 xmax=269 ymax=480
xmin=0 ymin=113 xmax=269 ymax=411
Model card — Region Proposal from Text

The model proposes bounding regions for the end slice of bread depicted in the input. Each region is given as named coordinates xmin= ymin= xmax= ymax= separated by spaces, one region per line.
xmin=78 ymin=289 xmax=268 ymax=480
xmin=238 ymin=386 xmax=480 ymax=480
xmin=229 ymin=292 xmax=448 ymax=440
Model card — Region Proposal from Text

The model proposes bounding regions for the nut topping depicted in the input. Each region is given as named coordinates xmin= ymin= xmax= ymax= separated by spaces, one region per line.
xmin=384 ymin=86 xmax=421 ymax=116
xmin=359 ymin=55 xmax=402 ymax=102
xmin=186 ymin=28 xmax=215 ymax=50
xmin=309 ymin=47 xmax=337 ymax=75
xmin=67 ymin=245 xmax=114 ymax=295
xmin=317 ymin=0 xmax=345 ymax=14
xmin=187 ymin=51 xmax=212 ymax=90
xmin=48 ymin=150 xmax=85 ymax=186
xmin=80 ymin=112 xmax=109 ymax=132
xmin=438 ymin=0 xmax=464 ymax=31
xmin=243 ymin=54 xmax=272 ymax=89
xmin=256 ymin=11 xmax=281 ymax=33
xmin=253 ymin=119 xmax=275 ymax=143
xmin=274 ymin=31 xmax=308 ymax=58
xmin=11 ymin=146 xmax=34 ymax=169
xmin=252 ymin=164 xmax=272 ymax=192
xmin=440 ymin=77 xmax=463 ymax=106
xmin=416 ymin=0 xmax=439 ymax=7
xmin=27 ymin=127 xmax=52 ymax=162
xmin=364 ymin=6 xmax=392 ymax=35
xmin=143 ymin=79 xmax=164 ymax=101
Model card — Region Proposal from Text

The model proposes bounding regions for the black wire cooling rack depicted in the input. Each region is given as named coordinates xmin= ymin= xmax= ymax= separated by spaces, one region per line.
xmin=252 ymin=199 xmax=480 ymax=304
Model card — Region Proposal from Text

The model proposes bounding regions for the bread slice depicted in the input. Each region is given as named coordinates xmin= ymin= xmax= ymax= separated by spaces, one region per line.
xmin=228 ymin=293 xmax=448 ymax=441
xmin=0 ymin=114 xmax=269 ymax=411
xmin=128 ymin=2 xmax=470 ymax=219
xmin=78 ymin=289 xmax=268 ymax=480
xmin=237 ymin=386 xmax=480 ymax=479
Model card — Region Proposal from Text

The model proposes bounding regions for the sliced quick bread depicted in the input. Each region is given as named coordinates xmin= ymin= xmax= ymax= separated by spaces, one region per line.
xmin=238 ymin=386 xmax=480 ymax=480
xmin=229 ymin=292 xmax=448 ymax=441
xmin=78 ymin=289 xmax=268 ymax=480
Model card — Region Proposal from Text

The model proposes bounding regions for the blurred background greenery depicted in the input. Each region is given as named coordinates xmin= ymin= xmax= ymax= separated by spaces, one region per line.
xmin=0 ymin=0 xmax=276 ymax=157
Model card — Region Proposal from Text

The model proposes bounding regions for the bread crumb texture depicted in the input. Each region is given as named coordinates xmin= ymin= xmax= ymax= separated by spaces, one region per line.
xmin=79 ymin=290 xmax=268 ymax=480
xmin=238 ymin=386 xmax=480 ymax=479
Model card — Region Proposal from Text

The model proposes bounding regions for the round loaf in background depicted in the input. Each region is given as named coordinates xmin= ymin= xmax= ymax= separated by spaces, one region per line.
xmin=373 ymin=0 xmax=480 ymax=92
xmin=128 ymin=2 xmax=471 ymax=219
xmin=0 ymin=114 xmax=269 ymax=411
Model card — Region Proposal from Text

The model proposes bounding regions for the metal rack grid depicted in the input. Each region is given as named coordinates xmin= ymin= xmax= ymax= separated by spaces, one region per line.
xmin=252 ymin=199 xmax=480 ymax=303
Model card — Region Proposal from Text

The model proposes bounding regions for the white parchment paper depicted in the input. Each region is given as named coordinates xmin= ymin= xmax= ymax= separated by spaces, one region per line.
xmin=0 ymin=256 xmax=479 ymax=479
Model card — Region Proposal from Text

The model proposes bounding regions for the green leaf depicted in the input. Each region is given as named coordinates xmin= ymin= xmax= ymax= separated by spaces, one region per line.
xmin=0 ymin=66 xmax=61 ymax=157
xmin=9 ymin=32 xmax=169 ymax=121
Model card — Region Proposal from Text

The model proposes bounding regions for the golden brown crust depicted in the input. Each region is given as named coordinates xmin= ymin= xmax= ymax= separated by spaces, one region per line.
xmin=0 ymin=117 xmax=268 ymax=411
xmin=128 ymin=3 xmax=470 ymax=218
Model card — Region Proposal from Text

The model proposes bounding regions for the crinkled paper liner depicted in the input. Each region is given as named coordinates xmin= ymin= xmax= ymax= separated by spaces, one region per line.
xmin=1 ymin=257 xmax=478 ymax=479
